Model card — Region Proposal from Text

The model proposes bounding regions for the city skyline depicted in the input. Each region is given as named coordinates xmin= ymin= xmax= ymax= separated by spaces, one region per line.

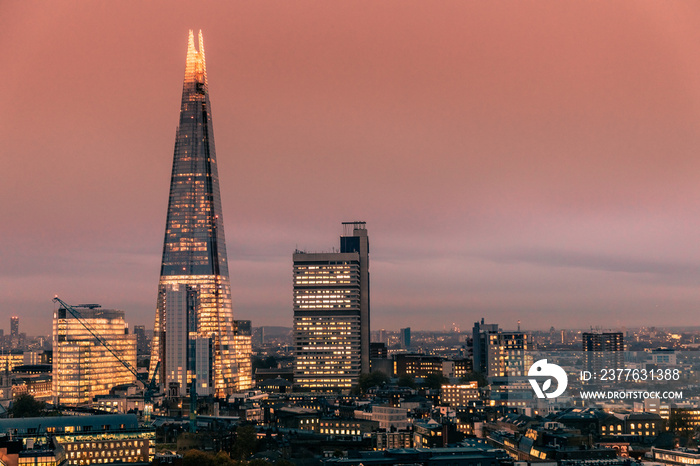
xmin=3 ymin=2 xmax=700 ymax=334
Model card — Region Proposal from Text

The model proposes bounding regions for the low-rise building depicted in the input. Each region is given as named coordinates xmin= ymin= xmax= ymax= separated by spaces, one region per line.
xmin=0 ymin=414 xmax=155 ymax=465
xmin=394 ymin=354 xmax=443 ymax=378
xmin=375 ymin=430 xmax=412 ymax=450
xmin=440 ymin=383 xmax=479 ymax=407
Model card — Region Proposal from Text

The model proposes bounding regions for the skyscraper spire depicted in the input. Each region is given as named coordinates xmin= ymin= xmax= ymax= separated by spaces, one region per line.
xmin=150 ymin=31 xmax=239 ymax=398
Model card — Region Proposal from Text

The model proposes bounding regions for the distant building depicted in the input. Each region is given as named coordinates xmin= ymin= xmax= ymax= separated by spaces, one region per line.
xmin=651 ymin=348 xmax=676 ymax=366
xmin=394 ymin=354 xmax=443 ymax=378
xmin=583 ymin=332 xmax=624 ymax=374
xmin=52 ymin=304 xmax=136 ymax=405
xmin=400 ymin=327 xmax=411 ymax=348
xmin=487 ymin=331 xmax=527 ymax=377
xmin=369 ymin=342 xmax=391 ymax=375
xmin=651 ymin=447 xmax=700 ymax=464
xmin=133 ymin=325 xmax=149 ymax=356
xmin=0 ymin=367 xmax=12 ymax=408
xmin=454 ymin=358 xmax=473 ymax=378
xmin=234 ymin=320 xmax=253 ymax=390
xmin=442 ymin=358 xmax=473 ymax=379
xmin=10 ymin=316 xmax=19 ymax=349
xmin=670 ymin=407 xmax=700 ymax=436
xmin=473 ymin=319 xmax=527 ymax=377
xmin=0 ymin=351 xmax=23 ymax=372
xmin=375 ymin=431 xmax=412 ymax=450
xmin=293 ymin=222 xmax=370 ymax=392
xmin=472 ymin=319 xmax=498 ymax=375
xmin=369 ymin=405 xmax=411 ymax=430
xmin=635 ymin=398 xmax=671 ymax=420
xmin=441 ymin=383 xmax=479 ymax=407
xmin=413 ymin=420 xmax=446 ymax=448
xmin=370 ymin=342 xmax=387 ymax=359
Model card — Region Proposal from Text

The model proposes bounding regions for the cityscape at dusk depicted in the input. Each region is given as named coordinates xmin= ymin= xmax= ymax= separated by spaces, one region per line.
xmin=3 ymin=3 xmax=700 ymax=465
xmin=4 ymin=2 xmax=700 ymax=334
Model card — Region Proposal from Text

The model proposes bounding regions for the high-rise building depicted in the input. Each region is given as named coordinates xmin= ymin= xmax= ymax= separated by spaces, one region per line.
xmin=472 ymin=318 xmax=499 ymax=375
xmin=400 ymin=327 xmax=411 ymax=348
xmin=53 ymin=304 xmax=136 ymax=405
xmin=583 ymin=332 xmax=624 ymax=374
xmin=486 ymin=331 xmax=528 ymax=377
xmin=150 ymin=31 xmax=241 ymax=397
xmin=10 ymin=317 xmax=18 ymax=337
xmin=234 ymin=320 xmax=253 ymax=391
xmin=473 ymin=319 xmax=528 ymax=377
xmin=10 ymin=317 xmax=19 ymax=350
xmin=293 ymin=222 xmax=370 ymax=391
xmin=134 ymin=325 xmax=148 ymax=356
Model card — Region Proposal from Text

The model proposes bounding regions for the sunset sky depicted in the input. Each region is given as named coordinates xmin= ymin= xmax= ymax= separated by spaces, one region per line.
xmin=3 ymin=1 xmax=700 ymax=335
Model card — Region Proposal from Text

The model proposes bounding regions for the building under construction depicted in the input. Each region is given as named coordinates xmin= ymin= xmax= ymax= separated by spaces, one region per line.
xmin=52 ymin=303 xmax=136 ymax=405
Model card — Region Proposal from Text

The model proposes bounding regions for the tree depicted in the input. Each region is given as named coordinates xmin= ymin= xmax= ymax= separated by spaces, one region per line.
xmin=232 ymin=425 xmax=258 ymax=460
xmin=422 ymin=373 xmax=448 ymax=389
xmin=355 ymin=371 xmax=390 ymax=394
xmin=252 ymin=356 xmax=277 ymax=371
xmin=9 ymin=394 xmax=46 ymax=418
xmin=397 ymin=374 xmax=417 ymax=389
xmin=183 ymin=450 xmax=217 ymax=466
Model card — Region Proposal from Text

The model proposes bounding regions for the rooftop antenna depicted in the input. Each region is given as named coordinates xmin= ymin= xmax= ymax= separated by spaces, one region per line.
xmin=517 ymin=320 xmax=521 ymax=332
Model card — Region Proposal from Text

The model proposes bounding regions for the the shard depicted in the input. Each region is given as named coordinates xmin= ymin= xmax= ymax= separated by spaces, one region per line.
xmin=150 ymin=30 xmax=236 ymax=397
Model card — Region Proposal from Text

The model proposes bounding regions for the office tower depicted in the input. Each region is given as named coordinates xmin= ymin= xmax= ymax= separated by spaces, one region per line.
xmin=486 ymin=331 xmax=527 ymax=377
xmin=293 ymin=222 xmax=370 ymax=391
xmin=10 ymin=317 xmax=19 ymax=350
xmin=52 ymin=304 xmax=136 ymax=405
xmin=583 ymin=332 xmax=624 ymax=374
xmin=134 ymin=325 xmax=148 ymax=356
xmin=400 ymin=327 xmax=411 ymax=348
xmin=10 ymin=317 xmax=18 ymax=337
xmin=472 ymin=318 xmax=499 ymax=374
xmin=150 ymin=30 xmax=240 ymax=397
xmin=472 ymin=319 xmax=527 ymax=377
xmin=234 ymin=320 xmax=253 ymax=390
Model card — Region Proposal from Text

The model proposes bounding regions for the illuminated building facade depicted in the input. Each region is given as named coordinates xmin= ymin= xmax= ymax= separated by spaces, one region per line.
xmin=234 ymin=320 xmax=253 ymax=390
xmin=293 ymin=222 xmax=370 ymax=391
xmin=473 ymin=319 xmax=528 ymax=377
xmin=0 ymin=414 xmax=155 ymax=465
xmin=394 ymin=354 xmax=444 ymax=378
xmin=52 ymin=305 xmax=136 ymax=406
xmin=486 ymin=331 xmax=528 ymax=377
xmin=150 ymin=30 xmax=240 ymax=397
xmin=440 ymin=382 xmax=479 ymax=407
xmin=11 ymin=316 xmax=19 ymax=349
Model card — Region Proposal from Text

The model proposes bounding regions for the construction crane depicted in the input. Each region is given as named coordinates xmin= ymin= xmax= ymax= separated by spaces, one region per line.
xmin=53 ymin=297 xmax=161 ymax=414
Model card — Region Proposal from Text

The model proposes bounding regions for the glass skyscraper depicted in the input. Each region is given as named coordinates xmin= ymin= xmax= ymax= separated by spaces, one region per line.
xmin=150 ymin=30 xmax=240 ymax=397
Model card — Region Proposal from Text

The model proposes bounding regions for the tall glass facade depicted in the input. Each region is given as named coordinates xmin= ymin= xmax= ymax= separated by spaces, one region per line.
xmin=53 ymin=306 xmax=136 ymax=405
xmin=150 ymin=30 xmax=240 ymax=397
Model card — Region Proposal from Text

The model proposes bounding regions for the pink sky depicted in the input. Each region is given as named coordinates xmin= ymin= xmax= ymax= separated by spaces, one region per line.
xmin=2 ymin=1 xmax=700 ymax=335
